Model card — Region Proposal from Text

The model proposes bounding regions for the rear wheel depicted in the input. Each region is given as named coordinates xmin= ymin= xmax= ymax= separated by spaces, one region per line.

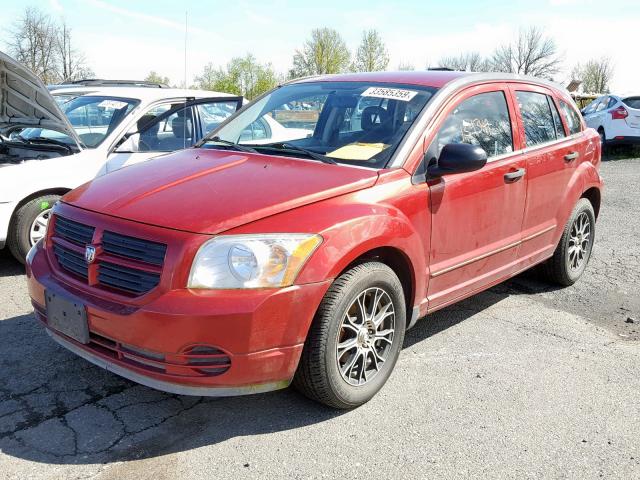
xmin=8 ymin=194 xmax=60 ymax=264
xmin=293 ymin=262 xmax=406 ymax=409
xmin=544 ymin=198 xmax=595 ymax=286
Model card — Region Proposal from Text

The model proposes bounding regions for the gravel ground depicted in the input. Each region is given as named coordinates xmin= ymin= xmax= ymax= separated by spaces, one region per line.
xmin=0 ymin=158 xmax=638 ymax=479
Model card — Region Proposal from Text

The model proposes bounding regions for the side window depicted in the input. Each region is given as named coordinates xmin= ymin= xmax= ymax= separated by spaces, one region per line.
xmin=432 ymin=91 xmax=513 ymax=159
xmin=137 ymin=105 xmax=196 ymax=152
xmin=239 ymin=118 xmax=271 ymax=142
xmin=516 ymin=91 xmax=556 ymax=147
xmin=607 ymin=97 xmax=617 ymax=109
xmin=559 ymin=101 xmax=583 ymax=135
xmin=595 ymin=97 xmax=609 ymax=112
xmin=197 ymin=101 xmax=240 ymax=138
xmin=547 ymin=96 xmax=566 ymax=139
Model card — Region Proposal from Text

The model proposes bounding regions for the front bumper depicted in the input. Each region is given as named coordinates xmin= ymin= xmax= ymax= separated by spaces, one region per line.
xmin=27 ymin=240 xmax=331 ymax=396
xmin=0 ymin=201 xmax=15 ymax=249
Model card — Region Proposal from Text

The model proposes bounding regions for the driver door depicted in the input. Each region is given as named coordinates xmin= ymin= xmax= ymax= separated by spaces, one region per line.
xmin=105 ymin=96 xmax=242 ymax=174
xmin=425 ymin=85 xmax=527 ymax=310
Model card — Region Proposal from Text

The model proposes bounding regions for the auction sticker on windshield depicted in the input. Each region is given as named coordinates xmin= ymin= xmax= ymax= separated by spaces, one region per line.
xmin=361 ymin=87 xmax=418 ymax=102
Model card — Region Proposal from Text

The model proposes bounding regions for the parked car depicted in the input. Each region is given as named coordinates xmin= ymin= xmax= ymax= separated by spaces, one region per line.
xmin=581 ymin=94 xmax=640 ymax=147
xmin=0 ymin=51 xmax=243 ymax=262
xmin=26 ymin=71 xmax=603 ymax=409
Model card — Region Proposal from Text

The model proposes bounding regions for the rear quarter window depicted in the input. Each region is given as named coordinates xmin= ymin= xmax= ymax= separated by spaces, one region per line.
xmin=559 ymin=101 xmax=583 ymax=135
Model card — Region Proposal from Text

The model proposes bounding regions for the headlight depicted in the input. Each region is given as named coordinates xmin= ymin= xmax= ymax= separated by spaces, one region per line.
xmin=188 ymin=234 xmax=322 ymax=289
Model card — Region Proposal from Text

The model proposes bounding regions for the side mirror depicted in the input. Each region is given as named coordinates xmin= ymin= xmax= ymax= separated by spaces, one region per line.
xmin=428 ymin=143 xmax=487 ymax=177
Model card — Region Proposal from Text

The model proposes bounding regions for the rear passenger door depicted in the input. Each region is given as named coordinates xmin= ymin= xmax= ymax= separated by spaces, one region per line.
xmin=510 ymin=85 xmax=583 ymax=265
xmin=426 ymin=85 xmax=527 ymax=309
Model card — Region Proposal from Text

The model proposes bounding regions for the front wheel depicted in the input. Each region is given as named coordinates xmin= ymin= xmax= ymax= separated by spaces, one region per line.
xmin=7 ymin=194 xmax=60 ymax=264
xmin=544 ymin=198 xmax=595 ymax=286
xmin=293 ymin=262 xmax=406 ymax=409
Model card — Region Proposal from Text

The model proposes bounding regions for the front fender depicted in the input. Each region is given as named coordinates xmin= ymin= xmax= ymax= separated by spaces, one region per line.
xmin=226 ymin=174 xmax=429 ymax=310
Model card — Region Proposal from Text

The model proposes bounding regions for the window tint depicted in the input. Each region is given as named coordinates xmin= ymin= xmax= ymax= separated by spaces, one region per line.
xmin=607 ymin=97 xmax=618 ymax=108
xmin=559 ymin=101 xmax=583 ymax=135
xmin=516 ymin=91 xmax=556 ymax=146
xmin=548 ymin=97 xmax=566 ymax=139
xmin=623 ymin=97 xmax=640 ymax=109
xmin=431 ymin=91 xmax=513 ymax=159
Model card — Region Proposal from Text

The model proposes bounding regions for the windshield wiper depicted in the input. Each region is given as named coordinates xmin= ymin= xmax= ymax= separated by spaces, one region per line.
xmin=253 ymin=142 xmax=338 ymax=165
xmin=16 ymin=135 xmax=73 ymax=152
xmin=203 ymin=136 xmax=258 ymax=154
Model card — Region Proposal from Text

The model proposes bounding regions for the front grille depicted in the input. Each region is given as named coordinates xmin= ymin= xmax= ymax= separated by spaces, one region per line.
xmin=50 ymin=214 xmax=167 ymax=297
xmin=97 ymin=261 xmax=161 ymax=294
xmin=54 ymin=216 xmax=95 ymax=245
xmin=53 ymin=244 xmax=88 ymax=279
xmin=102 ymin=231 xmax=166 ymax=266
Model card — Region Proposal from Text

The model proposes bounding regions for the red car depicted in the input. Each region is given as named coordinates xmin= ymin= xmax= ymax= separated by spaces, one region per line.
xmin=26 ymin=71 xmax=603 ymax=409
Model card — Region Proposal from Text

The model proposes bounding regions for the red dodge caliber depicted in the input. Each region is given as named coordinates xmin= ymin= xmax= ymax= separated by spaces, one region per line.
xmin=27 ymin=72 xmax=603 ymax=408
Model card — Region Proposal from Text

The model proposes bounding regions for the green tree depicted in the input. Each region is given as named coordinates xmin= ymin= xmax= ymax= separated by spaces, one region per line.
xmin=144 ymin=71 xmax=171 ymax=86
xmin=352 ymin=29 xmax=389 ymax=72
xmin=290 ymin=28 xmax=351 ymax=77
xmin=194 ymin=54 xmax=277 ymax=100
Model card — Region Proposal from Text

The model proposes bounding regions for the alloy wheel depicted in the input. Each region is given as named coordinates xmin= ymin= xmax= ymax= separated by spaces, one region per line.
xmin=29 ymin=209 xmax=51 ymax=246
xmin=567 ymin=211 xmax=591 ymax=271
xmin=335 ymin=287 xmax=395 ymax=386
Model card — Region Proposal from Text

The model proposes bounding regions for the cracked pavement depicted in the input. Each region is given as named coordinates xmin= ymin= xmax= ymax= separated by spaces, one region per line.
xmin=0 ymin=158 xmax=639 ymax=479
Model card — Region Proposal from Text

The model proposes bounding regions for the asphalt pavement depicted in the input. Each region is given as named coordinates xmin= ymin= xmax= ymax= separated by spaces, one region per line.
xmin=0 ymin=157 xmax=638 ymax=479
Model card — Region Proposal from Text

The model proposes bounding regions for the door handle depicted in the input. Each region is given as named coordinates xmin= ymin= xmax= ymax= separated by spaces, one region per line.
xmin=504 ymin=168 xmax=526 ymax=182
xmin=564 ymin=151 xmax=579 ymax=162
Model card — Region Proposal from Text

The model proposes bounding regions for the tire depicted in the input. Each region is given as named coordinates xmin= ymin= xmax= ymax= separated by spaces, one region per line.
xmin=293 ymin=262 xmax=406 ymax=409
xmin=7 ymin=194 xmax=60 ymax=264
xmin=598 ymin=128 xmax=606 ymax=153
xmin=543 ymin=198 xmax=595 ymax=286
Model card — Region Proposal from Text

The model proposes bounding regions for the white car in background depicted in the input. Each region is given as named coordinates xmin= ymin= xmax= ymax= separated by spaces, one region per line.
xmin=0 ymin=51 xmax=242 ymax=262
xmin=581 ymin=94 xmax=640 ymax=148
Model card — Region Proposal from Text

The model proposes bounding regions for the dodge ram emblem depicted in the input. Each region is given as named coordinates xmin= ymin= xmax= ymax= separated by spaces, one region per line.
xmin=85 ymin=245 xmax=96 ymax=264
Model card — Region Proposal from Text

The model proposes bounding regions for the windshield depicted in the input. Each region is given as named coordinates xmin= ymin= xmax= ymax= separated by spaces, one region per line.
xmin=19 ymin=95 xmax=139 ymax=148
xmin=203 ymin=81 xmax=437 ymax=168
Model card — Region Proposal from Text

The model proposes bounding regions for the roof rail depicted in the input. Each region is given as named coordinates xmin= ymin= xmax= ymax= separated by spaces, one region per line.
xmin=53 ymin=79 xmax=169 ymax=88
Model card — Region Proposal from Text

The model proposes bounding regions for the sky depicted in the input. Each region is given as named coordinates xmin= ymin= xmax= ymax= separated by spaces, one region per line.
xmin=0 ymin=0 xmax=638 ymax=93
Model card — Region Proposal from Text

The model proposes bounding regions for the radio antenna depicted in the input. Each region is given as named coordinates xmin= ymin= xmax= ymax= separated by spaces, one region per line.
xmin=183 ymin=11 xmax=188 ymax=149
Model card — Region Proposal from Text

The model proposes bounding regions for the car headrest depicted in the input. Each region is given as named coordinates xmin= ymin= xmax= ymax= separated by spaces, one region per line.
xmin=171 ymin=116 xmax=193 ymax=139
xmin=361 ymin=106 xmax=390 ymax=131
xmin=137 ymin=114 xmax=158 ymax=134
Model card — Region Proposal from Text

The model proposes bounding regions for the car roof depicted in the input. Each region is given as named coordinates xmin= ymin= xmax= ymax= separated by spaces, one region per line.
xmin=291 ymin=70 xmax=566 ymax=93
xmin=48 ymin=86 xmax=237 ymax=102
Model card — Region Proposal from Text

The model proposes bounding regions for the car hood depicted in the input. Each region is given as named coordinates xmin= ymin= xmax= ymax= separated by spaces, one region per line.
xmin=63 ymin=149 xmax=379 ymax=234
xmin=0 ymin=51 xmax=82 ymax=145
